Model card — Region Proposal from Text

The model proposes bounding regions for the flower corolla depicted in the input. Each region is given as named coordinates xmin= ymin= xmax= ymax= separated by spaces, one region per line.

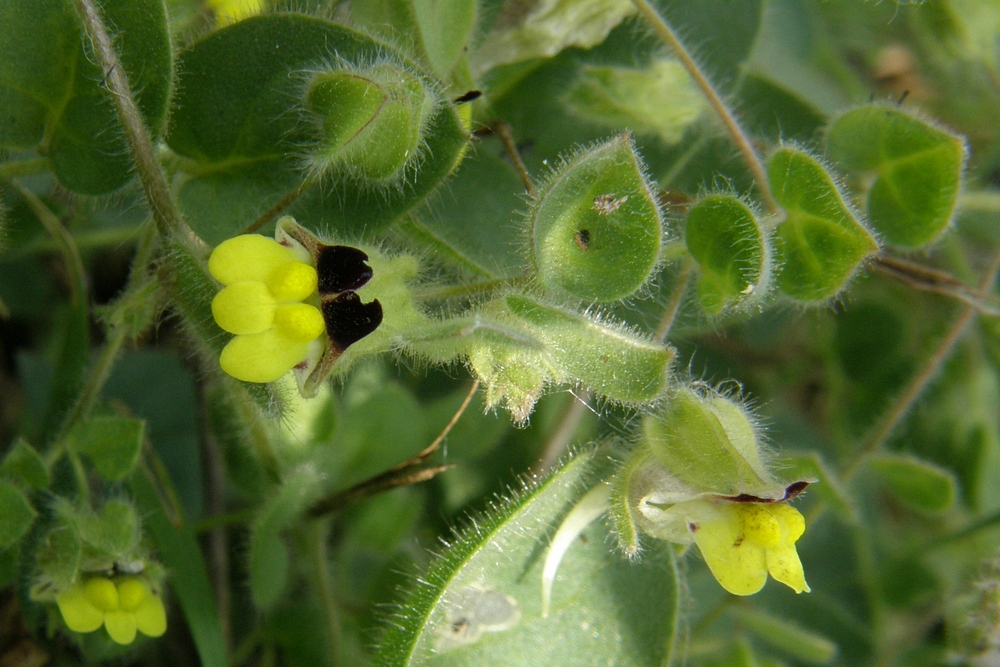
xmin=56 ymin=576 xmax=167 ymax=645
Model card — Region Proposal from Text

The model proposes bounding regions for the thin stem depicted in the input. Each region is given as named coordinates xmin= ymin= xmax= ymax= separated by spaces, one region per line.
xmin=533 ymin=393 xmax=590 ymax=474
xmin=71 ymin=0 xmax=181 ymax=237
xmin=842 ymin=247 xmax=1000 ymax=481
xmin=310 ymin=520 xmax=341 ymax=667
xmin=200 ymin=387 xmax=232 ymax=656
xmin=11 ymin=180 xmax=87 ymax=307
xmin=631 ymin=0 xmax=778 ymax=213
xmin=241 ymin=176 xmax=317 ymax=235
xmin=67 ymin=447 xmax=91 ymax=504
xmin=484 ymin=121 xmax=535 ymax=196
xmin=0 ymin=157 xmax=50 ymax=180
xmin=655 ymin=259 xmax=693 ymax=342
xmin=307 ymin=380 xmax=479 ymax=518
xmin=873 ymin=255 xmax=1000 ymax=316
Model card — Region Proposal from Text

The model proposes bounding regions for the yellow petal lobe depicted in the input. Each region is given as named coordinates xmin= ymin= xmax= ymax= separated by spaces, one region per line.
xmin=691 ymin=505 xmax=768 ymax=596
xmin=273 ymin=304 xmax=325 ymax=343
xmin=766 ymin=543 xmax=811 ymax=593
xmin=772 ymin=503 xmax=806 ymax=542
xmin=117 ymin=579 xmax=147 ymax=612
xmin=220 ymin=330 xmax=310 ymax=383
xmin=84 ymin=577 xmax=120 ymax=612
xmin=212 ymin=282 xmax=276 ymax=334
xmin=208 ymin=235 xmax=296 ymax=285
xmin=134 ymin=593 xmax=168 ymax=638
xmin=268 ymin=262 xmax=318 ymax=301
xmin=741 ymin=505 xmax=781 ymax=548
xmin=57 ymin=585 xmax=104 ymax=633
xmin=104 ymin=610 xmax=138 ymax=645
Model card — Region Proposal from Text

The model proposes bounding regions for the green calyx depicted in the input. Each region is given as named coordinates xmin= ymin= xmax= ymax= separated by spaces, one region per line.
xmin=643 ymin=386 xmax=783 ymax=499
xmin=306 ymin=61 xmax=437 ymax=181
xmin=530 ymin=135 xmax=664 ymax=302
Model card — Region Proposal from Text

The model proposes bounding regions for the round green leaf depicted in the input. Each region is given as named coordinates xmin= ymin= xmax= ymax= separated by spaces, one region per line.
xmin=0 ymin=0 xmax=172 ymax=194
xmin=684 ymin=194 xmax=770 ymax=314
xmin=167 ymin=13 xmax=467 ymax=243
xmin=768 ymin=147 xmax=878 ymax=301
xmin=69 ymin=414 xmax=145 ymax=481
xmin=1 ymin=438 xmax=50 ymax=489
xmin=827 ymin=104 xmax=966 ymax=248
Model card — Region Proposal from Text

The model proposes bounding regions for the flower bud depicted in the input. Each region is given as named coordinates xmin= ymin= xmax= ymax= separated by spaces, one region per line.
xmin=305 ymin=61 xmax=438 ymax=182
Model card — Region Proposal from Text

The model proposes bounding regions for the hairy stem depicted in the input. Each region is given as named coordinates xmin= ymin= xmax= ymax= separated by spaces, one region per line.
xmin=655 ymin=259 xmax=693 ymax=342
xmin=631 ymin=0 xmax=777 ymax=212
xmin=241 ymin=175 xmax=317 ymax=235
xmin=71 ymin=0 xmax=181 ymax=237
xmin=310 ymin=521 xmax=341 ymax=667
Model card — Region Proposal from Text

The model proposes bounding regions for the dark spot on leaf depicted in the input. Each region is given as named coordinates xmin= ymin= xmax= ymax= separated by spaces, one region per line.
xmin=453 ymin=90 xmax=482 ymax=104
xmin=574 ymin=229 xmax=589 ymax=251
xmin=316 ymin=245 xmax=373 ymax=295
xmin=321 ymin=292 xmax=383 ymax=351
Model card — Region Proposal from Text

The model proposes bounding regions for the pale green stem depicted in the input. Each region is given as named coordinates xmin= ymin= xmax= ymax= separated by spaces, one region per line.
xmin=0 ymin=157 xmax=50 ymax=180
xmin=533 ymin=393 xmax=591 ymax=474
xmin=655 ymin=258 xmax=693 ymax=342
xmin=631 ymin=0 xmax=778 ymax=213
xmin=310 ymin=520 xmax=341 ymax=667
xmin=10 ymin=180 xmax=86 ymax=308
xmin=241 ymin=174 xmax=318 ymax=235
xmin=72 ymin=0 xmax=181 ymax=237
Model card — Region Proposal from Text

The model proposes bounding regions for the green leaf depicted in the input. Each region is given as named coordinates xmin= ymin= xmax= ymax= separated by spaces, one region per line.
xmin=0 ymin=0 xmax=172 ymax=193
xmin=167 ymin=13 xmax=466 ymax=243
xmin=505 ymin=295 xmax=673 ymax=404
xmin=35 ymin=523 xmax=82 ymax=590
xmin=2 ymin=437 xmax=50 ymax=489
xmin=735 ymin=608 xmax=838 ymax=664
xmin=68 ymin=415 xmax=144 ymax=481
xmin=75 ymin=498 xmax=141 ymax=558
xmin=653 ymin=0 xmax=764 ymax=94
xmin=471 ymin=0 xmax=636 ymax=74
xmin=867 ymin=454 xmax=957 ymax=513
xmin=564 ymin=60 xmax=704 ymax=143
xmin=376 ymin=451 xmax=680 ymax=666
xmin=0 ymin=481 xmax=36 ymax=549
xmin=404 ymin=149 xmax=529 ymax=278
xmin=827 ymin=104 xmax=966 ymax=247
xmin=130 ymin=468 xmax=227 ymax=667
xmin=768 ymin=146 xmax=878 ymax=301
xmin=530 ymin=135 xmax=664 ymax=302
xmin=413 ymin=0 xmax=478 ymax=77
xmin=684 ymin=194 xmax=771 ymax=314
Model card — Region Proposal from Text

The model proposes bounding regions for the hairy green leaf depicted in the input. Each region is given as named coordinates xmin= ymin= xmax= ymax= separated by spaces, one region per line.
xmin=768 ymin=147 xmax=877 ymax=301
xmin=0 ymin=0 xmax=171 ymax=193
xmin=867 ymin=454 xmax=957 ymax=513
xmin=376 ymin=451 xmax=679 ymax=666
xmin=685 ymin=194 xmax=771 ymax=313
xmin=827 ymin=105 xmax=965 ymax=247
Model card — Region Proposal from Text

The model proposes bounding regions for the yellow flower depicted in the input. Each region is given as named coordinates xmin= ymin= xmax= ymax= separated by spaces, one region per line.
xmin=209 ymin=235 xmax=325 ymax=383
xmin=683 ymin=501 xmax=810 ymax=596
xmin=206 ymin=0 xmax=265 ymax=26
xmin=56 ymin=576 xmax=167 ymax=645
